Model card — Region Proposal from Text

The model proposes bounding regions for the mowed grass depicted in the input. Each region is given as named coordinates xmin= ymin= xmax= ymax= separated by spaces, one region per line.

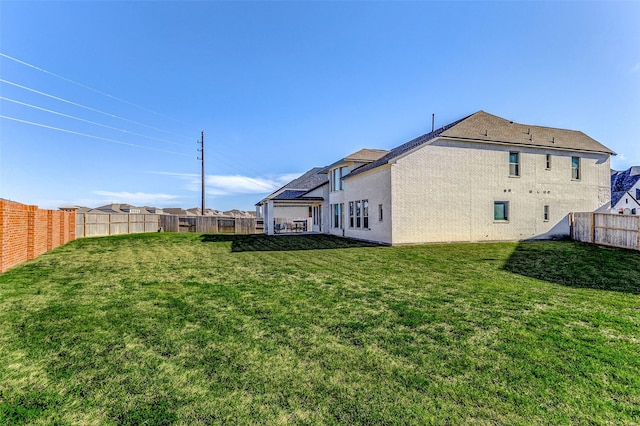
xmin=1 ymin=233 xmax=639 ymax=425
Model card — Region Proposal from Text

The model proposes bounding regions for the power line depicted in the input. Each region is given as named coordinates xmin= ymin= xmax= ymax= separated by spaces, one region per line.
xmin=0 ymin=115 xmax=191 ymax=157
xmin=1 ymin=96 xmax=189 ymax=147
xmin=0 ymin=59 xmax=277 ymax=186
xmin=0 ymin=79 xmax=192 ymax=140
xmin=1 ymin=85 xmax=273 ymax=185
xmin=0 ymin=52 xmax=192 ymax=127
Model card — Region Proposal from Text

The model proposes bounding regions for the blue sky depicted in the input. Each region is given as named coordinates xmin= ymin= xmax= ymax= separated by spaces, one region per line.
xmin=1 ymin=1 xmax=639 ymax=211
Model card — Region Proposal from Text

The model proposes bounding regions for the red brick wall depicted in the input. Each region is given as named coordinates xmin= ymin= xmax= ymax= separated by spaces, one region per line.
xmin=0 ymin=200 xmax=76 ymax=273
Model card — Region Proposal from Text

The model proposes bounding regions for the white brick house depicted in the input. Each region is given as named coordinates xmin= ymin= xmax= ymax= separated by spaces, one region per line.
xmin=258 ymin=111 xmax=615 ymax=245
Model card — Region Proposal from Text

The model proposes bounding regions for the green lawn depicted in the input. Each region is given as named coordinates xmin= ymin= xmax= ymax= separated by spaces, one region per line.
xmin=1 ymin=233 xmax=639 ymax=425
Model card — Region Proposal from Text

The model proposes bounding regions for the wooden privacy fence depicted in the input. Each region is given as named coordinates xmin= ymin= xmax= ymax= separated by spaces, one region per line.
xmin=76 ymin=213 xmax=159 ymax=238
xmin=159 ymin=215 xmax=258 ymax=234
xmin=571 ymin=212 xmax=640 ymax=251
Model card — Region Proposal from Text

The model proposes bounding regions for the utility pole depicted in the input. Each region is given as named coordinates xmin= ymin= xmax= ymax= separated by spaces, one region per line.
xmin=197 ymin=131 xmax=205 ymax=216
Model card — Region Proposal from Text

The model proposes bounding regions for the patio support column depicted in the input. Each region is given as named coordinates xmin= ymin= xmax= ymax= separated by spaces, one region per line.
xmin=266 ymin=201 xmax=275 ymax=235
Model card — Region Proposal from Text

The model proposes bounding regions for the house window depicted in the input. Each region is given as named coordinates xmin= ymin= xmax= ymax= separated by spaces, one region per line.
xmin=509 ymin=152 xmax=520 ymax=177
xmin=363 ymin=200 xmax=369 ymax=229
xmin=571 ymin=156 xmax=580 ymax=180
xmin=331 ymin=166 xmax=349 ymax=191
xmin=340 ymin=203 xmax=344 ymax=229
xmin=637 ymin=189 xmax=640 ymax=200
xmin=313 ymin=206 xmax=321 ymax=226
xmin=340 ymin=166 xmax=348 ymax=190
xmin=349 ymin=201 xmax=354 ymax=228
xmin=355 ymin=200 xmax=362 ymax=228
xmin=546 ymin=154 xmax=552 ymax=170
xmin=333 ymin=204 xmax=340 ymax=228
xmin=332 ymin=169 xmax=340 ymax=191
xmin=494 ymin=201 xmax=509 ymax=221
xmin=543 ymin=205 xmax=549 ymax=221
xmin=379 ymin=204 xmax=383 ymax=222
xmin=308 ymin=206 xmax=312 ymax=217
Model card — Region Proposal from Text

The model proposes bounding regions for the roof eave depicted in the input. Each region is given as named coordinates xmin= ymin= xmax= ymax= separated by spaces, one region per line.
xmin=438 ymin=136 xmax=616 ymax=155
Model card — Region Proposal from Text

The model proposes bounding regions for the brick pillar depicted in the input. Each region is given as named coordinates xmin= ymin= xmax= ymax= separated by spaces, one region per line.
xmin=0 ymin=200 xmax=5 ymax=272
xmin=59 ymin=211 xmax=66 ymax=246
xmin=47 ymin=210 xmax=54 ymax=251
xmin=69 ymin=211 xmax=76 ymax=241
xmin=26 ymin=205 xmax=37 ymax=260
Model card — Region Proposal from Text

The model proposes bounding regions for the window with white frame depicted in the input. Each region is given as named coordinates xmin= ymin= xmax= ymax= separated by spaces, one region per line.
xmin=546 ymin=154 xmax=552 ymax=170
xmin=355 ymin=200 xmax=362 ymax=228
xmin=333 ymin=204 xmax=340 ymax=228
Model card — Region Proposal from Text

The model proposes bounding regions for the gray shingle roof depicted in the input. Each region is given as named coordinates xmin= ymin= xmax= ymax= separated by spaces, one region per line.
xmin=273 ymin=190 xmax=310 ymax=200
xmin=344 ymin=149 xmax=390 ymax=162
xmin=282 ymin=167 xmax=328 ymax=191
xmin=348 ymin=114 xmax=469 ymax=178
xmin=348 ymin=111 xmax=615 ymax=179
xmin=258 ymin=167 xmax=328 ymax=205
xmin=611 ymin=167 xmax=640 ymax=207
xmin=441 ymin=111 xmax=615 ymax=154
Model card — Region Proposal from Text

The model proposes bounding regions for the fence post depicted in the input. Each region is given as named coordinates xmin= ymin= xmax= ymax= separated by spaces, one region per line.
xmin=569 ymin=212 xmax=574 ymax=240
xmin=590 ymin=213 xmax=596 ymax=243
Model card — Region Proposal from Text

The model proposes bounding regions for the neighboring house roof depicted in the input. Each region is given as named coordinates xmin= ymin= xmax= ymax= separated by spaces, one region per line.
xmin=95 ymin=203 xmax=151 ymax=214
xmin=611 ymin=167 xmax=640 ymax=207
xmin=347 ymin=111 xmax=615 ymax=179
xmin=163 ymin=208 xmax=189 ymax=215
